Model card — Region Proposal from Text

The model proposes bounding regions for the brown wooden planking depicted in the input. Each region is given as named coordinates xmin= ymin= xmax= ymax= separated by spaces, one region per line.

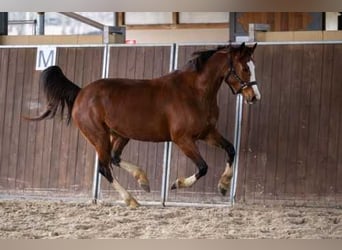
xmin=238 ymin=45 xmax=263 ymax=202
xmin=67 ymin=48 xmax=85 ymax=192
xmin=1 ymin=44 xmax=342 ymax=205
xmin=252 ymin=45 xmax=273 ymax=202
xmin=0 ymin=49 xmax=10 ymax=189
xmin=9 ymin=48 xmax=23 ymax=189
xmin=0 ymin=46 xmax=103 ymax=195
xmin=247 ymin=45 xmax=275 ymax=202
xmin=237 ymin=44 xmax=342 ymax=205
xmin=240 ymin=45 xmax=281 ymax=202
xmin=323 ymin=44 xmax=339 ymax=204
xmin=21 ymin=49 xmax=35 ymax=189
xmin=263 ymin=45 xmax=285 ymax=202
xmin=303 ymin=45 xmax=323 ymax=198
xmin=326 ymin=45 xmax=342 ymax=198
xmin=14 ymin=48 xmax=29 ymax=190
xmin=0 ymin=49 xmax=7 ymax=188
xmin=324 ymin=44 xmax=342 ymax=203
xmin=49 ymin=47 xmax=68 ymax=190
xmin=245 ymin=44 xmax=270 ymax=202
xmin=63 ymin=48 xmax=78 ymax=190
xmin=330 ymin=45 xmax=342 ymax=196
xmin=23 ymin=48 xmax=38 ymax=190
xmin=2 ymin=49 xmax=19 ymax=190
xmin=69 ymin=48 xmax=86 ymax=191
xmin=305 ymin=44 xmax=335 ymax=203
xmin=237 ymin=12 xmax=317 ymax=32
xmin=315 ymin=44 xmax=333 ymax=202
xmin=242 ymin=45 xmax=272 ymax=203
xmin=323 ymin=44 xmax=337 ymax=202
xmin=60 ymin=48 xmax=75 ymax=190
xmin=31 ymin=53 xmax=46 ymax=190
xmin=275 ymin=45 xmax=294 ymax=199
xmin=294 ymin=45 xmax=312 ymax=199
xmin=286 ymin=45 xmax=305 ymax=197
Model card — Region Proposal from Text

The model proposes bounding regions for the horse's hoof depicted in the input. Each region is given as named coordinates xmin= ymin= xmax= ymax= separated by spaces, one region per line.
xmin=218 ymin=182 xmax=229 ymax=196
xmin=135 ymin=171 xmax=150 ymax=192
xmin=170 ymin=178 xmax=183 ymax=190
xmin=125 ymin=197 xmax=140 ymax=209
xmin=139 ymin=181 xmax=151 ymax=193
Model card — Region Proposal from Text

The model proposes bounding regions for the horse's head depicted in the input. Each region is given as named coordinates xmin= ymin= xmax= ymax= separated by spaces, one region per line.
xmin=224 ymin=42 xmax=261 ymax=104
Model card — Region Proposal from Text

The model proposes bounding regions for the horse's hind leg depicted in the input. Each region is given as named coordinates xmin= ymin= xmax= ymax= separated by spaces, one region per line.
xmin=108 ymin=167 xmax=140 ymax=208
xmin=110 ymin=135 xmax=150 ymax=192
xmin=77 ymin=123 xmax=139 ymax=208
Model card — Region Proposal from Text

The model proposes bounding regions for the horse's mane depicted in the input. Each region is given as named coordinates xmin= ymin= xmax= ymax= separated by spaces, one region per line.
xmin=182 ymin=45 xmax=237 ymax=72
xmin=182 ymin=44 xmax=256 ymax=72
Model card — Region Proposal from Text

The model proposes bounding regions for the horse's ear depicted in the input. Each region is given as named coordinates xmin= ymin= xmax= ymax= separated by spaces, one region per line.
xmin=252 ymin=43 xmax=257 ymax=52
xmin=240 ymin=42 xmax=246 ymax=51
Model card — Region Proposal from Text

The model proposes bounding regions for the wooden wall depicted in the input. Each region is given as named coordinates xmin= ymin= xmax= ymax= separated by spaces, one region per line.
xmin=0 ymin=46 xmax=103 ymax=197
xmin=237 ymin=43 xmax=342 ymax=206
xmin=230 ymin=12 xmax=323 ymax=41
xmin=237 ymin=13 xmax=321 ymax=32
xmin=1 ymin=43 xmax=342 ymax=207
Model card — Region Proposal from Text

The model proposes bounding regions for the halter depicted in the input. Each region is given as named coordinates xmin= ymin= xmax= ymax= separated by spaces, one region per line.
xmin=225 ymin=55 xmax=258 ymax=95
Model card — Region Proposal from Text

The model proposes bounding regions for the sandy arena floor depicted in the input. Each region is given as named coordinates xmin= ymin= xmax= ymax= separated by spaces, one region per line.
xmin=0 ymin=199 xmax=341 ymax=239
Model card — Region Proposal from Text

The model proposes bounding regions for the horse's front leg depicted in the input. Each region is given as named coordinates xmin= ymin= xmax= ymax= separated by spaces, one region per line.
xmin=205 ymin=129 xmax=235 ymax=196
xmin=171 ymin=138 xmax=208 ymax=189
xmin=110 ymin=135 xmax=150 ymax=192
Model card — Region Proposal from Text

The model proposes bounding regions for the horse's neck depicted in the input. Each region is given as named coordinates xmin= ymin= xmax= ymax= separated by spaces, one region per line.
xmin=196 ymin=53 xmax=227 ymax=101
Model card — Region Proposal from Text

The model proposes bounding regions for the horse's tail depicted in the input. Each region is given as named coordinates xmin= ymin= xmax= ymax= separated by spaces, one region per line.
xmin=23 ymin=65 xmax=81 ymax=125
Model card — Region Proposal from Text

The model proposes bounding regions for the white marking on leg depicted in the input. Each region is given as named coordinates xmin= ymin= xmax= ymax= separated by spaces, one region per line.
xmin=120 ymin=161 xmax=141 ymax=174
xmin=109 ymin=167 xmax=139 ymax=207
xmin=112 ymin=178 xmax=131 ymax=201
xmin=183 ymin=174 xmax=197 ymax=188
xmin=223 ymin=163 xmax=233 ymax=178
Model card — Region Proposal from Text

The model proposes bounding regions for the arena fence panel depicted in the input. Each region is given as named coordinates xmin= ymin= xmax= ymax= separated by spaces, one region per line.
xmin=237 ymin=42 xmax=342 ymax=207
xmin=0 ymin=45 xmax=104 ymax=199
xmin=1 ymin=42 xmax=342 ymax=208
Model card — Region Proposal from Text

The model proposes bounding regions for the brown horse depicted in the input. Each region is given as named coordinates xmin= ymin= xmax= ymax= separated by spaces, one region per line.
xmin=25 ymin=42 xmax=260 ymax=208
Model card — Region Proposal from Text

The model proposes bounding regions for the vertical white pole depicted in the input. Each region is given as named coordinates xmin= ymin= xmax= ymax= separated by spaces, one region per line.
xmin=92 ymin=153 xmax=101 ymax=204
xmin=161 ymin=43 xmax=177 ymax=206
xmin=92 ymin=44 xmax=110 ymax=203
xmin=230 ymin=94 xmax=243 ymax=205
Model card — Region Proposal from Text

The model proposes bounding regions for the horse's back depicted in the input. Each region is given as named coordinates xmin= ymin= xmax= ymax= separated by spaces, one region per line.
xmin=73 ymin=78 xmax=172 ymax=141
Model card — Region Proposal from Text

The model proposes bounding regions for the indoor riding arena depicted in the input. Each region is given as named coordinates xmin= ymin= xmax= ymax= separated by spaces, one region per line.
xmin=1 ymin=12 xmax=342 ymax=239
